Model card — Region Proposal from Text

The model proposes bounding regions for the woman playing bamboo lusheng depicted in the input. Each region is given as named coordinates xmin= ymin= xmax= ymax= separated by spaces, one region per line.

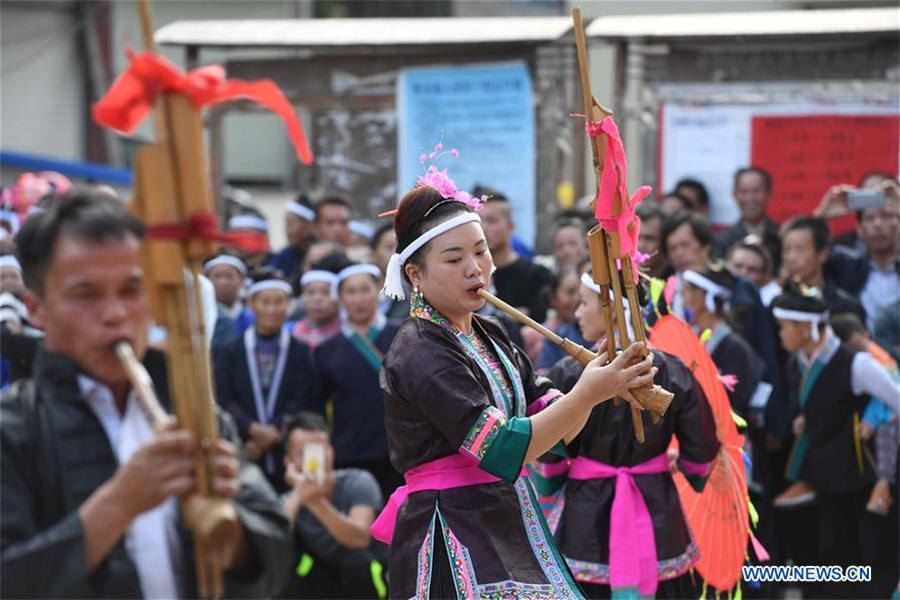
xmin=547 ymin=271 xmax=719 ymax=599
xmin=373 ymin=158 xmax=656 ymax=599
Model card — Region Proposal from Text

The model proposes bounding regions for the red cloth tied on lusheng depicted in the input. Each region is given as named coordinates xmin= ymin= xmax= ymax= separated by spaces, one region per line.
xmin=145 ymin=212 xmax=269 ymax=253
xmin=92 ymin=49 xmax=313 ymax=165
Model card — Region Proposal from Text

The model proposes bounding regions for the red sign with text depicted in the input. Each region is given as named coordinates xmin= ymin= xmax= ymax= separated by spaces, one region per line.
xmin=751 ymin=114 xmax=899 ymax=234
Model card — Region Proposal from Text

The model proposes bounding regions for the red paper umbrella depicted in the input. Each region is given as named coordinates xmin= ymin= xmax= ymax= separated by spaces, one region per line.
xmin=649 ymin=315 xmax=750 ymax=593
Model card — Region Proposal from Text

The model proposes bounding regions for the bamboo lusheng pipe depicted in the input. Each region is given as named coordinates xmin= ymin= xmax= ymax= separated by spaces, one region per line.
xmin=603 ymin=232 xmax=646 ymax=442
xmin=586 ymin=225 xmax=617 ymax=365
xmin=116 ymin=339 xmax=240 ymax=597
xmin=587 ymin=225 xmax=623 ymax=408
xmin=115 ymin=342 xmax=172 ymax=430
xmin=127 ymin=2 xmax=239 ymax=596
xmin=477 ymin=289 xmax=598 ymax=367
xmin=575 ymin=7 xmax=647 ymax=440
xmin=574 ymin=7 xmax=673 ymax=435
xmin=477 ymin=289 xmax=671 ymax=417
xmin=587 ymin=227 xmax=672 ymax=422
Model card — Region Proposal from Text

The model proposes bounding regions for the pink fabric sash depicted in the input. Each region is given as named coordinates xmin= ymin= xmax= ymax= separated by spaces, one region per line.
xmin=568 ymin=454 xmax=669 ymax=597
xmin=370 ymin=453 xmax=501 ymax=544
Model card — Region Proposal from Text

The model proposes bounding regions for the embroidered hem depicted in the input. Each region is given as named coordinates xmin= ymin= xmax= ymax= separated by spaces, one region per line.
xmin=478 ymin=580 xmax=558 ymax=599
xmin=565 ymin=543 xmax=700 ymax=584
xmin=515 ymin=478 xmax=582 ymax=599
xmin=438 ymin=508 xmax=479 ymax=599
xmin=415 ymin=513 xmax=436 ymax=598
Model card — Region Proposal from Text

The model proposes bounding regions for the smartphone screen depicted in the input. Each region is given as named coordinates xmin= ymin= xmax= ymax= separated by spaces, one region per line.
xmin=846 ymin=188 xmax=886 ymax=211
xmin=302 ymin=442 xmax=327 ymax=486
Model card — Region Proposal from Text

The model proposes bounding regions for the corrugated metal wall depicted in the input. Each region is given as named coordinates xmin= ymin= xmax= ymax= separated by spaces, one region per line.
xmin=1 ymin=1 xmax=84 ymax=162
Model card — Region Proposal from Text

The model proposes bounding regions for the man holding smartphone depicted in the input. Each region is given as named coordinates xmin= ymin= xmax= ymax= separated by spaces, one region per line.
xmin=280 ymin=411 xmax=386 ymax=599
xmin=817 ymin=175 xmax=900 ymax=330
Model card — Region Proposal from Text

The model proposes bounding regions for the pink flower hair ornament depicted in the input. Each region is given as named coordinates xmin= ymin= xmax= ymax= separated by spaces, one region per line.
xmin=416 ymin=165 xmax=487 ymax=212
xmin=378 ymin=139 xmax=486 ymax=218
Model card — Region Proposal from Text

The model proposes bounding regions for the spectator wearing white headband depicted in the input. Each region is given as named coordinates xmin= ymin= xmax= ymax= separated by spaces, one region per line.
xmin=203 ymin=253 xmax=251 ymax=340
xmin=214 ymin=266 xmax=321 ymax=492
xmin=681 ymin=264 xmax=771 ymax=503
xmin=681 ymin=265 xmax=768 ymax=422
xmin=291 ymin=253 xmax=343 ymax=351
xmin=772 ymin=279 xmax=899 ymax=598
xmin=204 ymin=254 xmax=247 ymax=306
xmin=309 ymin=262 xmax=404 ymax=499
xmin=268 ymin=195 xmax=317 ymax=284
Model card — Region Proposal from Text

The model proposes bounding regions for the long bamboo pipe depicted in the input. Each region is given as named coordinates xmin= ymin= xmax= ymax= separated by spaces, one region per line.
xmin=116 ymin=340 xmax=239 ymax=597
xmin=116 ymin=342 xmax=172 ymax=430
xmin=477 ymin=289 xmax=671 ymax=417
xmin=477 ymin=289 xmax=598 ymax=366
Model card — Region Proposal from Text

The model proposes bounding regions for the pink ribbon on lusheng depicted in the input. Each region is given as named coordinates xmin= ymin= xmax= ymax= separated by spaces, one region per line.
xmin=568 ymin=454 xmax=670 ymax=597
xmin=370 ymin=453 xmax=501 ymax=544
xmin=587 ymin=117 xmax=650 ymax=254
xmin=586 ymin=116 xmax=651 ymax=279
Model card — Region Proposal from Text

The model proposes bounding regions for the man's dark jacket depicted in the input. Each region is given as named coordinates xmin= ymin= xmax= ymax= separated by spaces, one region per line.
xmin=1 ymin=346 xmax=294 ymax=598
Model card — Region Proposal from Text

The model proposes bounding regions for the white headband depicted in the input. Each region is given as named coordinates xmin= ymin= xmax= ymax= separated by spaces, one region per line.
xmin=335 ymin=264 xmax=381 ymax=298
xmin=0 ymin=255 xmax=22 ymax=272
xmin=203 ymin=255 xmax=247 ymax=276
xmin=300 ymin=269 xmax=338 ymax=289
xmin=228 ymin=214 xmax=269 ymax=232
xmin=286 ymin=201 xmax=315 ymax=222
xmin=580 ymin=272 xmax=636 ymax=342
xmin=772 ymin=307 xmax=829 ymax=341
xmin=683 ymin=270 xmax=731 ymax=313
xmin=349 ymin=220 xmax=375 ymax=240
xmin=580 ymin=272 xmax=603 ymax=295
xmin=247 ymin=279 xmax=292 ymax=297
xmin=382 ymin=212 xmax=482 ymax=300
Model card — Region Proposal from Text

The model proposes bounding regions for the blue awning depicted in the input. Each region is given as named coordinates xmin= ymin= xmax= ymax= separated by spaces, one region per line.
xmin=0 ymin=150 xmax=132 ymax=186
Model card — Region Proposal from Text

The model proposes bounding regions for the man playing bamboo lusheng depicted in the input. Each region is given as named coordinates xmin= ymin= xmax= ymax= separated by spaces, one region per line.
xmin=1 ymin=189 xmax=293 ymax=598
xmin=373 ymin=151 xmax=657 ymax=598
